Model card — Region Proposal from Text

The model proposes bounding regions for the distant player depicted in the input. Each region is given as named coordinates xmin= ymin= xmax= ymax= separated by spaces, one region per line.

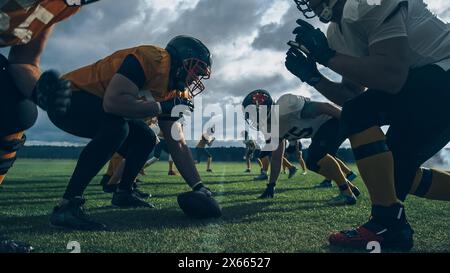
xmin=195 ymin=125 xmax=215 ymax=172
xmin=283 ymin=140 xmax=307 ymax=175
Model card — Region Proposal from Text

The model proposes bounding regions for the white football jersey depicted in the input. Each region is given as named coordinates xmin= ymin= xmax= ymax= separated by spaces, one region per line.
xmin=327 ymin=0 xmax=450 ymax=71
xmin=276 ymin=94 xmax=331 ymax=141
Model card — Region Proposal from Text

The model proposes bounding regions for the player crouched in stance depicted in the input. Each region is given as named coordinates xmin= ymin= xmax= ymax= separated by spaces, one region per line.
xmin=0 ymin=0 xmax=99 ymax=252
xmin=48 ymin=35 xmax=213 ymax=230
xmin=290 ymin=0 xmax=450 ymax=250
xmin=242 ymin=90 xmax=359 ymax=206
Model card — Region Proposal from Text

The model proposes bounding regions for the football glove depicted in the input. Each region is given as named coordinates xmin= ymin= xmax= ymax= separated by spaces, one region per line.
xmin=285 ymin=46 xmax=322 ymax=86
xmin=33 ymin=70 xmax=71 ymax=114
xmin=258 ymin=183 xmax=275 ymax=199
xmin=159 ymin=97 xmax=194 ymax=116
xmin=293 ymin=19 xmax=336 ymax=67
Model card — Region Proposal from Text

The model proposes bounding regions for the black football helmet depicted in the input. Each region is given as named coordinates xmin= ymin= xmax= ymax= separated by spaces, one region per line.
xmin=166 ymin=35 xmax=212 ymax=97
xmin=242 ymin=89 xmax=274 ymax=130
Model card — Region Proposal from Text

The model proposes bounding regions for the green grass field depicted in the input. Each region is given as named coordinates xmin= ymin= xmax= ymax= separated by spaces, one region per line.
xmin=1 ymin=159 xmax=449 ymax=253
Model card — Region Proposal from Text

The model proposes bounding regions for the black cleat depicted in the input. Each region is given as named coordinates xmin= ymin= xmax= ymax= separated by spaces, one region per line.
xmin=50 ymin=197 xmax=108 ymax=231
xmin=314 ymin=179 xmax=332 ymax=188
xmin=0 ymin=236 xmax=33 ymax=253
xmin=112 ymin=191 xmax=155 ymax=208
xmin=131 ymin=183 xmax=151 ymax=199
xmin=258 ymin=184 xmax=275 ymax=199
xmin=132 ymin=188 xmax=151 ymax=199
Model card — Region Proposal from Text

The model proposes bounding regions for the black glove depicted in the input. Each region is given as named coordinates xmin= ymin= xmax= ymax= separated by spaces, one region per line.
xmin=258 ymin=183 xmax=275 ymax=199
xmin=33 ymin=70 xmax=71 ymax=114
xmin=159 ymin=97 xmax=194 ymax=116
xmin=285 ymin=46 xmax=322 ymax=86
xmin=193 ymin=183 xmax=212 ymax=197
xmin=293 ymin=19 xmax=336 ymax=67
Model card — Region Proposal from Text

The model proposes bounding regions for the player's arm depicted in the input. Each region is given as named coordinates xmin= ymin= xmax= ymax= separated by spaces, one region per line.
xmin=328 ymin=37 xmax=410 ymax=94
xmin=313 ymin=77 xmax=366 ymax=106
xmin=268 ymin=140 xmax=285 ymax=185
xmin=103 ymin=55 xmax=162 ymax=118
xmin=159 ymin=120 xmax=206 ymax=190
xmin=301 ymin=101 xmax=342 ymax=119
xmin=7 ymin=27 xmax=54 ymax=99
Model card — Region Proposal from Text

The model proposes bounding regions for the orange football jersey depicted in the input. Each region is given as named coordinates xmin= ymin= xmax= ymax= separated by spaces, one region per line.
xmin=63 ymin=45 xmax=184 ymax=102
xmin=0 ymin=0 xmax=80 ymax=46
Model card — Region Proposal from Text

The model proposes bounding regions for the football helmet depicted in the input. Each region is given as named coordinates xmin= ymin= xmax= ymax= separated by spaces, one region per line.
xmin=166 ymin=35 xmax=212 ymax=97
xmin=294 ymin=0 xmax=339 ymax=23
xmin=242 ymin=89 xmax=274 ymax=130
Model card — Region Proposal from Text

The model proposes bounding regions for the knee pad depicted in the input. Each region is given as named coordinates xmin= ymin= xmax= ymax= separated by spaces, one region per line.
xmin=0 ymin=132 xmax=26 ymax=183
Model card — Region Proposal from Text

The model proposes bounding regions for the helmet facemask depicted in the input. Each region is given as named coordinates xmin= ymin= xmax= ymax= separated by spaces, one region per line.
xmin=294 ymin=0 xmax=339 ymax=23
xmin=181 ymin=58 xmax=211 ymax=97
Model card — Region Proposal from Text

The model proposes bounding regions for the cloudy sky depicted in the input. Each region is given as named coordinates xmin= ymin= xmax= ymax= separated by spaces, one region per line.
xmin=2 ymin=0 xmax=449 ymax=146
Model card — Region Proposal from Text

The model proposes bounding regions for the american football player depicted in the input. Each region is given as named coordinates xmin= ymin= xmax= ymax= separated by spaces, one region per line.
xmin=195 ymin=125 xmax=215 ymax=172
xmin=288 ymin=0 xmax=450 ymax=250
xmin=242 ymin=131 xmax=257 ymax=173
xmin=48 ymin=35 xmax=213 ymax=230
xmin=0 ymin=0 xmax=100 ymax=253
xmin=243 ymin=90 xmax=359 ymax=205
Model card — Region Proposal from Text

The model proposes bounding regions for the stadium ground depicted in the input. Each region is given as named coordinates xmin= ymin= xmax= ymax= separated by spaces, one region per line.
xmin=1 ymin=159 xmax=449 ymax=253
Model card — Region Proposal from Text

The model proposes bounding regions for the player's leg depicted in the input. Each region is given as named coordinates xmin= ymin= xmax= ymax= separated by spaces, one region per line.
xmin=0 ymin=54 xmax=38 ymax=253
xmin=0 ymin=54 xmax=38 ymax=185
xmin=112 ymin=119 xmax=156 ymax=208
xmin=168 ymin=154 xmax=177 ymax=176
xmin=204 ymin=148 xmax=213 ymax=172
xmin=297 ymin=151 xmax=307 ymax=174
xmin=254 ymin=152 xmax=271 ymax=181
xmin=329 ymin=83 xmax=418 ymax=249
xmin=283 ymin=156 xmax=298 ymax=179
xmin=48 ymin=91 xmax=129 ymax=230
xmin=145 ymin=140 xmax=164 ymax=169
xmin=307 ymin=119 xmax=358 ymax=205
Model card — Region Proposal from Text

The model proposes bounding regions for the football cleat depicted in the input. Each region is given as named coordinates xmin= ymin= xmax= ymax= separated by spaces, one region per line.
xmin=168 ymin=170 xmax=178 ymax=176
xmin=132 ymin=188 xmax=151 ymax=199
xmin=206 ymin=169 xmax=213 ymax=173
xmin=329 ymin=204 xmax=414 ymax=251
xmin=245 ymin=169 xmax=251 ymax=173
xmin=301 ymin=171 xmax=307 ymax=175
xmin=112 ymin=191 xmax=155 ymax=208
xmin=258 ymin=183 xmax=275 ymax=199
xmin=314 ymin=179 xmax=332 ymax=188
xmin=132 ymin=182 xmax=151 ymax=199
xmin=103 ymin=183 xmax=117 ymax=193
xmin=288 ymin=166 xmax=298 ymax=179
xmin=50 ymin=197 xmax=108 ymax=231
xmin=254 ymin=172 xmax=268 ymax=181
xmin=0 ymin=237 xmax=33 ymax=253
xmin=327 ymin=193 xmax=357 ymax=206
